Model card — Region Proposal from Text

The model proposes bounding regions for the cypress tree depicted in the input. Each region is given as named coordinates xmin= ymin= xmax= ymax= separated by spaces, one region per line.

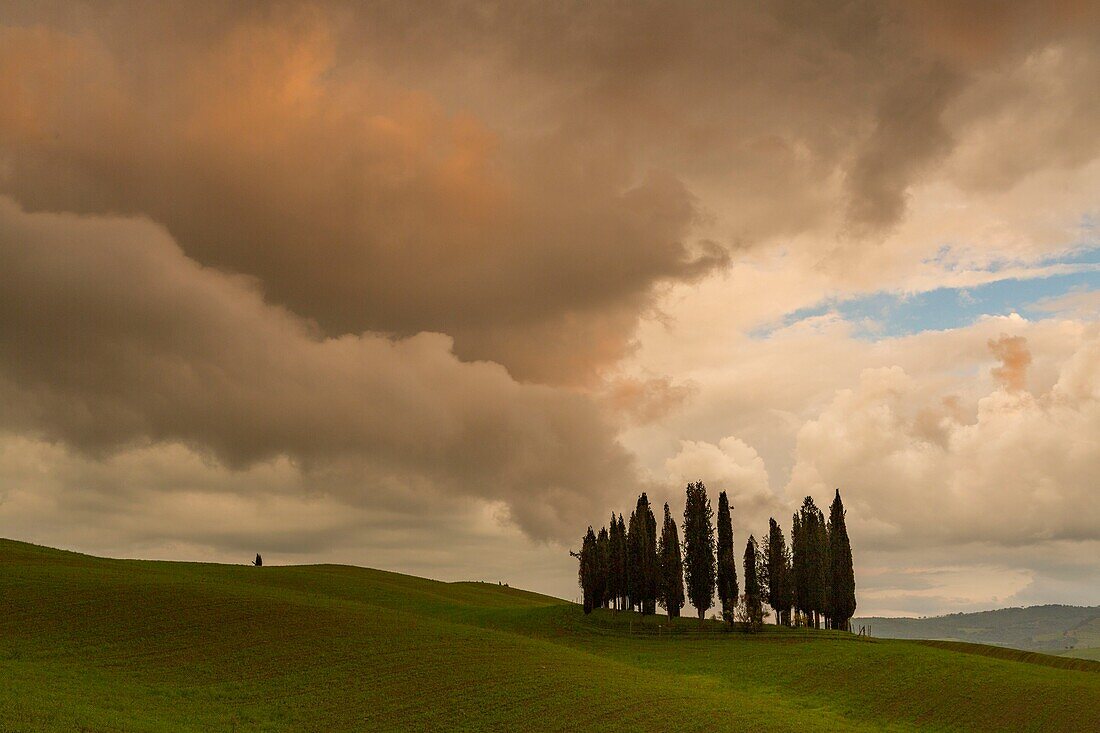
xmin=813 ymin=503 xmax=829 ymax=629
xmin=716 ymin=491 xmax=739 ymax=624
xmin=682 ymin=481 xmax=716 ymax=621
xmin=607 ymin=514 xmax=624 ymax=610
xmin=742 ymin=535 xmax=763 ymax=631
xmin=626 ymin=509 xmax=639 ymax=611
xmin=641 ymin=495 xmax=658 ymax=615
xmin=827 ymin=489 xmax=857 ymax=630
xmin=657 ymin=503 xmax=686 ymax=618
xmin=627 ymin=494 xmax=658 ymax=614
xmin=764 ymin=517 xmax=792 ymax=626
xmin=595 ymin=526 xmax=610 ymax=609
xmin=615 ymin=513 xmax=628 ymax=610
xmin=578 ymin=527 xmax=597 ymax=614
xmin=780 ymin=541 xmax=794 ymax=626
xmin=791 ymin=511 xmax=806 ymax=625
xmin=793 ymin=498 xmax=828 ymax=629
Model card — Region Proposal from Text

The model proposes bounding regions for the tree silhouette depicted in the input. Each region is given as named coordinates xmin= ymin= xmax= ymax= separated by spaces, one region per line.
xmin=253 ymin=554 xmax=262 ymax=567
xmin=827 ymin=489 xmax=857 ymax=630
xmin=614 ymin=514 xmax=628 ymax=610
xmin=657 ymin=503 xmax=685 ymax=618
xmin=578 ymin=527 xmax=598 ymax=613
xmin=595 ymin=525 xmax=610 ymax=609
xmin=682 ymin=481 xmax=716 ymax=621
xmin=763 ymin=518 xmax=793 ymax=626
xmin=794 ymin=497 xmax=828 ymax=629
xmin=716 ymin=491 xmax=739 ymax=624
xmin=607 ymin=514 xmax=625 ymax=610
xmin=741 ymin=535 xmax=764 ymax=632
xmin=577 ymin=489 xmax=856 ymax=630
xmin=627 ymin=494 xmax=658 ymax=614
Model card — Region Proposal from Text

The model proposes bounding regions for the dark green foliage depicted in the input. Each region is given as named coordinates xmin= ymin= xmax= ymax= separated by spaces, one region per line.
xmin=625 ymin=511 xmax=636 ymax=609
xmin=582 ymin=489 xmax=856 ymax=630
xmin=827 ymin=489 xmax=857 ymax=630
xmin=627 ymin=494 xmax=659 ymax=614
xmin=608 ymin=514 xmax=627 ymax=610
xmin=658 ymin=503 xmax=685 ymax=617
xmin=595 ymin=526 xmax=611 ymax=610
xmin=682 ymin=481 xmax=716 ymax=620
xmin=615 ymin=514 xmax=628 ymax=609
xmin=815 ymin=508 xmax=830 ymax=628
xmin=793 ymin=498 xmax=828 ymax=629
xmin=791 ymin=511 xmax=807 ymax=624
xmin=716 ymin=491 xmax=739 ymax=623
xmin=764 ymin=518 xmax=793 ymax=625
xmin=578 ymin=527 xmax=598 ymax=614
xmin=742 ymin=535 xmax=764 ymax=632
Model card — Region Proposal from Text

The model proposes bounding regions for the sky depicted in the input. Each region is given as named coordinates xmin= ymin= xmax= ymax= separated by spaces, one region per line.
xmin=0 ymin=0 xmax=1098 ymax=617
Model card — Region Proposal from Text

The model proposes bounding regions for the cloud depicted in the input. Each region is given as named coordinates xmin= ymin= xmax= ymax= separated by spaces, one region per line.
xmin=664 ymin=436 xmax=782 ymax=531
xmin=0 ymin=9 xmax=722 ymax=383
xmin=2 ymin=1 xmax=1097 ymax=383
xmin=0 ymin=198 xmax=635 ymax=540
xmin=601 ymin=375 xmax=697 ymax=426
xmin=620 ymin=306 xmax=1100 ymax=613
xmin=988 ymin=335 xmax=1032 ymax=392
xmin=785 ymin=332 xmax=1100 ymax=549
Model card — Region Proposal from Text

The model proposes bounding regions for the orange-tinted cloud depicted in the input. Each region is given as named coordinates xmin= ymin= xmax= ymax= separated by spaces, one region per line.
xmin=989 ymin=335 xmax=1032 ymax=392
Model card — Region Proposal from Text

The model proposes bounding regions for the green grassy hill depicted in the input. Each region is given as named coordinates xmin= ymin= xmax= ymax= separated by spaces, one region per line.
xmin=2 ymin=539 xmax=1098 ymax=732
xmin=856 ymin=605 xmax=1100 ymax=655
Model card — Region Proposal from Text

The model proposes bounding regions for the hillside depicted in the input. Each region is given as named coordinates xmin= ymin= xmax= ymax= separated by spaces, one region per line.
xmin=2 ymin=539 xmax=1099 ymax=732
xmin=856 ymin=605 xmax=1100 ymax=655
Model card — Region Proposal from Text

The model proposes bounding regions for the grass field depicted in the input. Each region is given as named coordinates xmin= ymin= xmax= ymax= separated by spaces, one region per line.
xmin=2 ymin=538 xmax=1099 ymax=732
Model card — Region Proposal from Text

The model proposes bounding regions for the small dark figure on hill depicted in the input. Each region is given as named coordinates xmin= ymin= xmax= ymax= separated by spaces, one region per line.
xmin=253 ymin=554 xmax=262 ymax=567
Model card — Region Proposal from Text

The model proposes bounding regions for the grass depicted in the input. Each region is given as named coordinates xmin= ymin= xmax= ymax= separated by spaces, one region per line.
xmin=2 ymin=538 xmax=1099 ymax=732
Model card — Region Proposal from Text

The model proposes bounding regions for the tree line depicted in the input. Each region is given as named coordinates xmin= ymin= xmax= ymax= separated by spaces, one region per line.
xmin=576 ymin=483 xmax=856 ymax=631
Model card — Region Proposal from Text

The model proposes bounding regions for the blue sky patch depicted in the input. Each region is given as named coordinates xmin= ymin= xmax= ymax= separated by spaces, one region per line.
xmin=758 ymin=247 xmax=1100 ymax=340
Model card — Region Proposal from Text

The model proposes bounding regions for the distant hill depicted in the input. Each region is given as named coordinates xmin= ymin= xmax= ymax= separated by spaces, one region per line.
xmin=3 ymin=538 xmax=1099 ymax=731
xmin=856 ymin=605 xmax=1100 ymax=656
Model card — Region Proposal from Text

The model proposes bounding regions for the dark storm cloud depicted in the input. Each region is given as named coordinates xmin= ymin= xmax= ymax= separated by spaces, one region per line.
xmin=0 ymin=199 xmax=634 ymax=539
xmin=2 ymin=1 xmax=1095 ymax=383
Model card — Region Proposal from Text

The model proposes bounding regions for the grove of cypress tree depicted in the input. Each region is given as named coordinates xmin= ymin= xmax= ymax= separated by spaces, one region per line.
xmin=716 ymin=491 xmax=739 ymax=623
xmin=657 ymin=503 xmax=685 ymax=618
xmin=827 ymin=489 xmax=857 ymax=630
xmin=682 ymin=481 xmax=716 ymax=621
xmin=578 ymin=527 xmax=597 ymax=614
